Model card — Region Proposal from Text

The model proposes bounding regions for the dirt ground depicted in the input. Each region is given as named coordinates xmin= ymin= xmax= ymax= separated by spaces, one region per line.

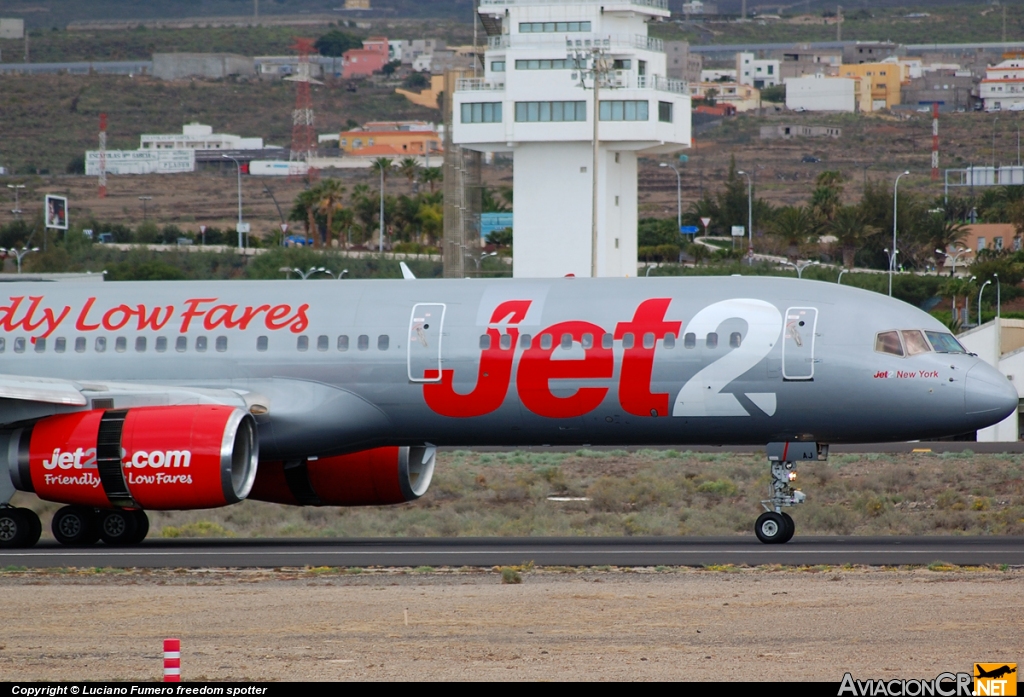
xmin=0 ymin=566 xmax=1021 ymax=681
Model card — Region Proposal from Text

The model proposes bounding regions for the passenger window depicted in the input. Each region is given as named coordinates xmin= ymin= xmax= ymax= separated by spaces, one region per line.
xmin=902 ymin=330 xmax=930 ymax=356
xmin=560 ymin=333 xmax=573 ymax=350
xmin=581 ymin=333 xmax=593 ymax=349
xmin=480 ymin=334 xmax=491 ymax=350
xmin=196 ymin=336 xmax=208 ymax=352
xmin=520 ymin=333 xmax=532 ymax=349
xmin=0 ymin=337 xmax=5 ymax=353
xmin=34 ymin=338 xmax=45 ymax=353
xmin=500 ymin=333 xmax=512 ymax=350
xmin=155 ymin=337 xmax=167 ymax=353
xmin=378 ymin=335 xmax=389 ymax=350
xmin=358 ymin=334 xmax=369 ymax=351
xmin=14 ymin=338 xmax=25 ymax=353
xmin=317 ymin=335 xmax=328 ymax=351
xmin=602 ymin=333 xmax=613 ymax=349
xmin=135 ymin=337 xmax=147 ymax=352
xmin=684 ymin=332 xmax=696 ymax=349
xmin=540 ymin=334 xmax=552 ymax=350
xmin=706 ymin=333 xmax=718 ymax=349
xmin=115 ymin=337 xmax=126 ymax=353
xmin=216 ymin=336 xmax=227 ymax=352
xmin=74 ymin=337 xmax=85 ymax=353
xmin=622 ymin=333 xmax=634 ymax=349
xmin=176 ymin=336 xmax=187 ymax=352
xmin=297 ymin=335 xmax=309 ymax=351
xmin=257 ymin=336 xmax=268 ymax=352
xmin=55 ymin=337 xmax=66 ymax=353
xmin=730 ymin=332 xmax=743 ymax=349
xmin=663 ymin=334 xmax=675 ymax=349
xmin=337 ymin=335 xmax=349 ymax=351
xmin=643 ymin=332 xmax=655 ymax=350
xmin=95 ymin=337 xmax=107 ymax=353
xmin=875 ymin=331 xmax=904 ymax=357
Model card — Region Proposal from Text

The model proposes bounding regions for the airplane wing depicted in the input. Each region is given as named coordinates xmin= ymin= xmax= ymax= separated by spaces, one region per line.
xmin=0 ymin=373 xmax=266 ymax=416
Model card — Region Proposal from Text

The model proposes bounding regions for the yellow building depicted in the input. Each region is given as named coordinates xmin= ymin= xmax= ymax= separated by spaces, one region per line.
xmin=838 ymin=62 xmax=904 ymax=111
xmin=337 ymin=128 xmax=441 ymax=157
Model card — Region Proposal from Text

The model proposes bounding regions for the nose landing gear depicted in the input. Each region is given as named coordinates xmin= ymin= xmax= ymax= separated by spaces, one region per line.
xmin=756 ymin=442 xmax=826 ymax=544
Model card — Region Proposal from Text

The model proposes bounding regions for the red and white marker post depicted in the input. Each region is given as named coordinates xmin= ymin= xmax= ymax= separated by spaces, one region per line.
xmin=163 ymin=638 xmax=181 ymax=682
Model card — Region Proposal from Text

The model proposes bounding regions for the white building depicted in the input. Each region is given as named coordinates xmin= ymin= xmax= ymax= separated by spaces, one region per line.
xmin=957 ymin=318 xmax=1024 ymax=442
xmin=453 ymin=0 xmax=690 ymax=278
xmin=978 ymin=58 xmax=1024 ymax=112
xmin=700 ymin=68 xmax=736 ymax=83
xmin=736 ymin=52 xmax=780 ymax=89
xmin=785 ymin=74 xmax=858 ymax=112
xmin=140 ymin=123 xmax=263 ymax=151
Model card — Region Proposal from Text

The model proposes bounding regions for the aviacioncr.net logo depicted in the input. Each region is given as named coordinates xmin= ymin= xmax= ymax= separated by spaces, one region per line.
xmin=839 ymin=672 xmax=974 ymax=696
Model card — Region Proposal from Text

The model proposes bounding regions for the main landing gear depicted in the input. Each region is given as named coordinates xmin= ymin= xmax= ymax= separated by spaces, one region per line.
xmin=0 ymin=506 xmax=42 ymax=549
xmin=754 ymin=442 xmax=827 ymax=544
xmin=51 ymin=507 xmax=150 ymax=546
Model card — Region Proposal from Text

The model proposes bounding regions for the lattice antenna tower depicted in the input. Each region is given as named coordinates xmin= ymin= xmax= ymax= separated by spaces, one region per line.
xmin=98 ymin=113 xmax=107 ymax=198
xmin=285 ymin=38 xmax=322 ymax=172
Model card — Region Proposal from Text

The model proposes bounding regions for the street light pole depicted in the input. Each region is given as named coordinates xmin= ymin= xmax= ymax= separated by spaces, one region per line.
xmin=837 ymin=269 xmax=847 ymax=284
xmin=737 ymin=170 xmax=753 ymax=262
xmin=890 ymin=170 xmax=910 ymax=296
xmin=222 ymin=155 xmax=244 ymax=249
xmin=7 ymin=184 xmax=25 ymax=217
xmin=978 ymin=279 xmax=992 ymax=326
xmin=379 ymin=163 xmax=386 ymax=254
xmin=0 ymin=246 xmax=39 ymax=274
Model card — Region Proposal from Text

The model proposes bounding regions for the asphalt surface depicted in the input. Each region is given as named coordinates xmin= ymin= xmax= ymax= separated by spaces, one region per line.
xmin=2 ymin=536 xmax=1023 ymax=568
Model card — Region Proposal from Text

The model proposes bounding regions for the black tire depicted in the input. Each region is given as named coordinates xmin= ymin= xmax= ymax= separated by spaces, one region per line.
xmin=129 ymin=510 xmax=150 ymax=544
xmin=51 ymin=506 xmax=99 ymax=546
xmin=18 ymin=508 xmax=42 ymax=547
xmin=754 ymin=511 xmax=787 ymax=544
xmin=99 ymin=510 xmax=139 ymax=546
xmin=779 ymin=512 xmax=795 ymax=544
xmin=0 ymin=508 xmax=29 ymax=549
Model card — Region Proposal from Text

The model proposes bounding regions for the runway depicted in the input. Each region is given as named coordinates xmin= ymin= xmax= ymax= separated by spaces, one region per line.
xmin=2 ymin=536 xmax=1023 ymax=568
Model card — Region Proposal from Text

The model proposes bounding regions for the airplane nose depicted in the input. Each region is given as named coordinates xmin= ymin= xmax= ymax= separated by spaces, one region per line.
xmin=965 ymin=363 xmax=1019 ymax=418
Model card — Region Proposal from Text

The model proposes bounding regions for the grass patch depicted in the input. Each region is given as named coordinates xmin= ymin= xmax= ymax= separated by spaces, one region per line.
xmin=926 ymin=560 xmax=958 ymax=572
xmin=500 ymin=567 xmax=522 ymax=584
xmin=159 ymin=521 xmax=234 ymax=538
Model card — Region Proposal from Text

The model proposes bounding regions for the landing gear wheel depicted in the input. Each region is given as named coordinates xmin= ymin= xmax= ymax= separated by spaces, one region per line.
xmin=128 ymin=510 xmax=149 ymax=544
xmin=755 ymin=511 xmax=788 ymax=544
xmin=0 ymin=508 xmax=29 ymax=548
xmin=99 ymin=510 xmax=140 ymax=546
xmin=51 ymin=506 xmax=100 ymax=546
xmin=18 ymin=508 xmax=41 ymax=547
xmin=779 ymin=512 xmax=795 ymax=544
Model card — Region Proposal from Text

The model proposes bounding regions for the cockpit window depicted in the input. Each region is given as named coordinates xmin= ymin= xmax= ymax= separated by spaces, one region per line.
xmin=875 ymin=331 xmax=904 ymax=357
xmin=901 ymin=330 xmax=931 ymax=356
xmin=925 ymin=331 xmax=967 ymax=354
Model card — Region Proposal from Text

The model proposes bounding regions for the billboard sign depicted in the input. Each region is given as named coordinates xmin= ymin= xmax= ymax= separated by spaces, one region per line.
xmin=731 ymin=225 xmax=745 ymax=237
xmin=680 ymin=225 xmax=700 ymax=234
xmin=45 ymin=195 xmax=68 ymax=230
xmin=85 ymin=149 xmax=195 ymax=176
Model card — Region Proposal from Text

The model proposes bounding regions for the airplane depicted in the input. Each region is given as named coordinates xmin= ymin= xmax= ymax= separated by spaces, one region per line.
xmin=0 ymin=275 xmax=1015 ymax=548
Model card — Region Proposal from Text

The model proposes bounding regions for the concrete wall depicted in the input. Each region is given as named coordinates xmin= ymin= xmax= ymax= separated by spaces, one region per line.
xmin=153 ymin=53 xmax=254 ymax=81
xmin=513 ymin=143 xmax=637 ymax=278
xmin=785 ymin=75 xmax=856 ymax=112
xmin=958 ymin=319 xmax=1023 ymax=441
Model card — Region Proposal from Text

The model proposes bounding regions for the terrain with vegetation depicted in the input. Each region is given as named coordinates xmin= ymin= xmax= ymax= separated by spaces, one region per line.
xmin=10 ymin=449 xmax=1024 ymax=540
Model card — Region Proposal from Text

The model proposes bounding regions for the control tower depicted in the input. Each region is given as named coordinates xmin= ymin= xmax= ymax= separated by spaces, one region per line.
xmin=453 ymin=0 xmax=691 ymax=278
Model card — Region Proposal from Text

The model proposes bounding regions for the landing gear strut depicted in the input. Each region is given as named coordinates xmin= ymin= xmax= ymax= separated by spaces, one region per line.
xmin=756 ymin=442 xmax=827 ymax=544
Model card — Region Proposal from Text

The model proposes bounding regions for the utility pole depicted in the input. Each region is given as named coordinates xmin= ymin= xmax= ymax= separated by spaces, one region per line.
xmin=836 ymin=5 xmax=842 ymax=41
xmin=572 ymin=46 xmax=616 ymax=278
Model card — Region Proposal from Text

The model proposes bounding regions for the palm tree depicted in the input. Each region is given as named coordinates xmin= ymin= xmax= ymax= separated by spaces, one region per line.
xmin=316 ymin=179 xmax=346 ymax=248
xmin=335 ymin=208 xmax=359 ymax=251
xmin=810 ymin=170 xmax=845 ymax=225
xmin=398 ymin=157 xmax=420 ymax=187
xmin=420 ymin=167 xmax=442 ymax=193
xmin=829 ymin=205 xmax=879 ymax=268
xmin=769 ymin=206 xmax=818 ymax=259
xmin=289 ymin=187 xmax=321 ymax=247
